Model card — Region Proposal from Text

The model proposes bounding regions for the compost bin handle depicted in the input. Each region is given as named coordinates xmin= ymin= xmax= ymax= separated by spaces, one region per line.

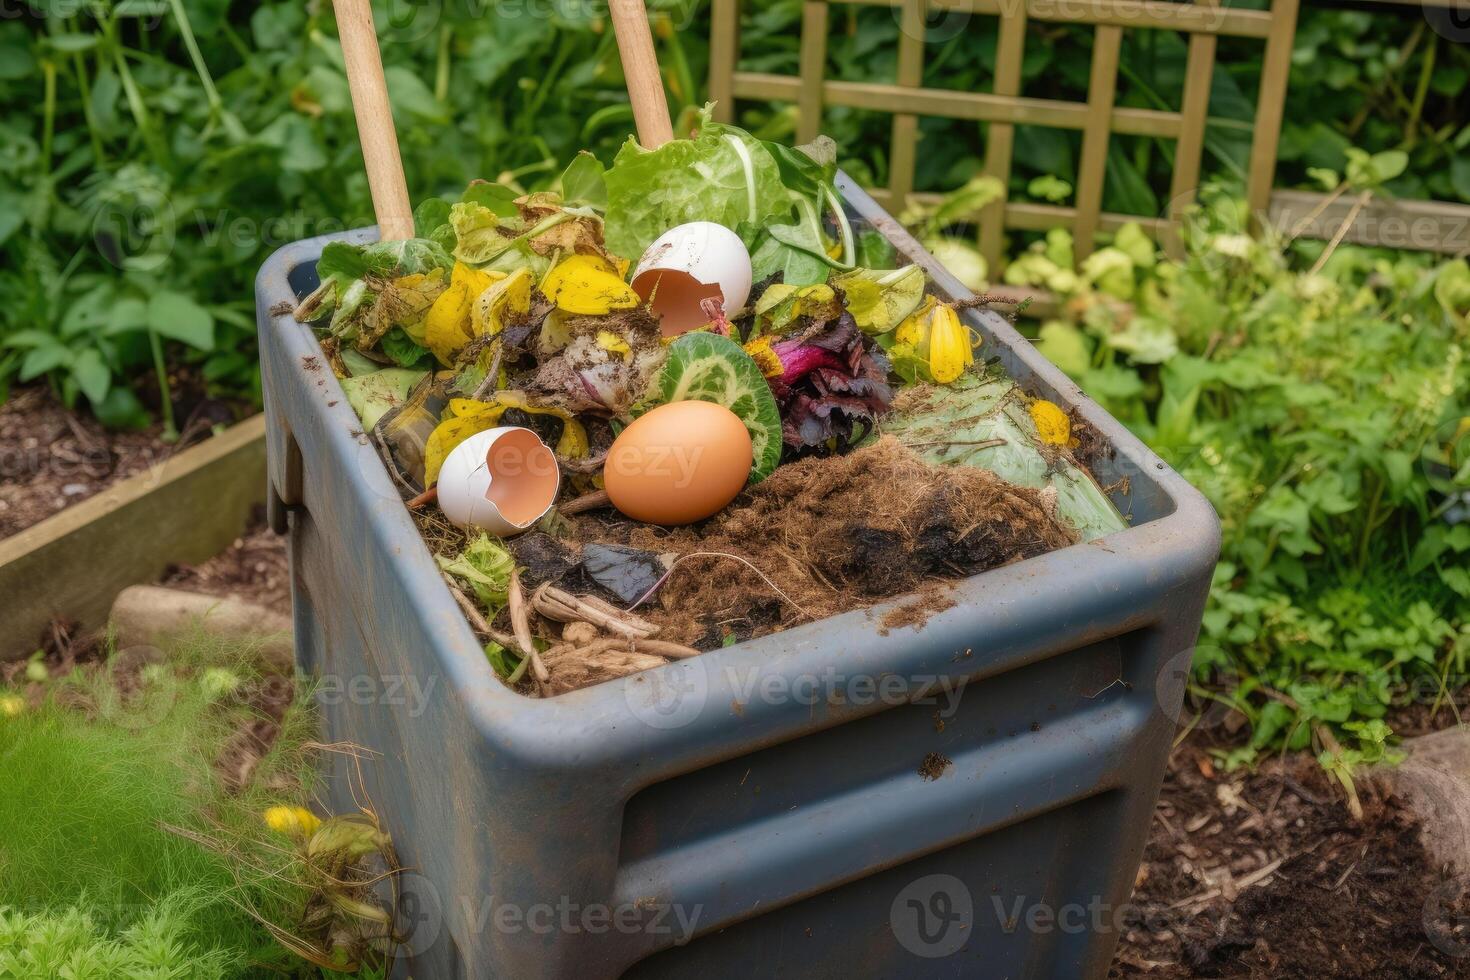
xmin=608 ymin=0 xmax=674 ymax=149
xmin=332 ymin=0 xmax=415 ymax=241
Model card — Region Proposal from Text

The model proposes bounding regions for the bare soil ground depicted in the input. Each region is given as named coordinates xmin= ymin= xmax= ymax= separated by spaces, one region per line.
xmin=1112 ymin=734 xmax=1470 ymax=978
xmin=0 ymin=386 xmax=248 ymax=539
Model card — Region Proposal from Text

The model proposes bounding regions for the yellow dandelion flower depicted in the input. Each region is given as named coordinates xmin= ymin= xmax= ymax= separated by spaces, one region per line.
xmin=263 ymin=805 xmax=322 ymax=838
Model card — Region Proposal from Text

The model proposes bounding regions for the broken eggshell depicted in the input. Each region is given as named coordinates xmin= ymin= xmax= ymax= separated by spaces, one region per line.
xmin=631 ymin=222 xmax=752 ymax=337
xmin=436 ymin=427 xmax=560 ymax=537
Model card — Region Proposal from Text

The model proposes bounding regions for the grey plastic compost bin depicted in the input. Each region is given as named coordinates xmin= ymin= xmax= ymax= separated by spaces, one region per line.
xmin=255 ymin=176 xmax=1220 ymax=979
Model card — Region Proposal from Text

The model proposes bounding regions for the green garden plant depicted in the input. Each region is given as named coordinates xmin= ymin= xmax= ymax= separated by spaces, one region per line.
xmin=992 ymin=186 xmax=1470 ymax=765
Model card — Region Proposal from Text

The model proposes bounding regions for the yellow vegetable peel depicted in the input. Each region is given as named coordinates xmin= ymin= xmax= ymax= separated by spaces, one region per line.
xmin=423 ymin=393 xmax=588 ymax=487
xmin=542 ymin=254 xmax=640 ymax=315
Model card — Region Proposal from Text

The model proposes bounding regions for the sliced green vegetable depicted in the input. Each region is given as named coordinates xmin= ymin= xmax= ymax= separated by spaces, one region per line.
xmin=656 ymin=332 xmax=783 ymax=481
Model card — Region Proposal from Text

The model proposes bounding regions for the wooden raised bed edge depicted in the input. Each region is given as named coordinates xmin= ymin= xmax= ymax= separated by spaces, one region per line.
xmin=0 ymin=415 xmax=268 ymax=661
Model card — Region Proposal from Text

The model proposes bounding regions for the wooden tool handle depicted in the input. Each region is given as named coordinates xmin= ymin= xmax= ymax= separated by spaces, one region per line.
xmin=608 ymin=0 xmax=674 ymax=149
xmin=332 ymin=0 xmax=415 ymax=241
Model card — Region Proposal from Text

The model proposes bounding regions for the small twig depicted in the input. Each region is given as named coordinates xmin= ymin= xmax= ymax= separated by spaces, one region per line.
xmin=1169 ymin=857 xmax=1284 ymax=910
xmin=628 ymin=551 xmax=813 ymax=619
xmin=906 ymin=437 xmax=1006 ymax=451
xmin=558 ymin=451 xmax=609 ymax=476
xmin=1307 ymin=189 xmax=1372 ymax=277
xmin=445 ymin=577 xmax=523 ymax=652
xmin=447 ymin=580 xmax=493 ymax=635
xmin=532 ymin=582 xmax=659 ymax=639
xmin=559 ymin=488 xmax=612 ymax=515
xmin=508 ymin=570 xmax=548 ymax=696
xmin=628 ymin=638 xmax=702 ymax=659
xmin=406 ymin=486 xmax=438 ymax=510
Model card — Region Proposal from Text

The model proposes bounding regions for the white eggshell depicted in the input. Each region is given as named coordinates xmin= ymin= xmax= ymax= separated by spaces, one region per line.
xmin=632 ymin=222 xmax=752 ymax=335
xmin=435 ymin=427 xmax=560 ymax=537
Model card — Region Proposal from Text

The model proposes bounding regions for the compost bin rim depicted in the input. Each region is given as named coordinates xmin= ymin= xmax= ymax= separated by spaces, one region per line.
xmin=257 ymin=207 xmax=1220 ymax=774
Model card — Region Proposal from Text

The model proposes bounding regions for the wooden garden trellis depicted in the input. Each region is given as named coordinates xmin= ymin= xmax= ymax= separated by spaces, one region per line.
xmin=707 ymin=0 xmax=1470 ymax=270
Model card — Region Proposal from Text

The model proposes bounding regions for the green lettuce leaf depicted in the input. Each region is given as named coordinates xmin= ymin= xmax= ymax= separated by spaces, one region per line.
xmin=436 ymin=533 xmax=516 ymax=610
xmin=604 ymin=104 xmax=789 ymax=261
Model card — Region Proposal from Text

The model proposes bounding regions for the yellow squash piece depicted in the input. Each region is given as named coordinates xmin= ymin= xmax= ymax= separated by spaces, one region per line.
xmin=926 ymin=304 xmax=974 ymax=384
xmin=424 ymin=262 xmax=503 ymax=366
xmin=541 ymin=254 xmax=639 ymax=315
xmin=423 ymin=392 xmax=589 ymax=487
xmin=895 ymin=299 xmax=976 ymax=384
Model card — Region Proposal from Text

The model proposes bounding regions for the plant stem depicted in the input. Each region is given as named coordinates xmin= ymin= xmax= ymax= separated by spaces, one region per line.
xmin=148 ymin=330 xmax=178 ymax=442
xmin=826 ymin=184 xmax=855 ymax=266
xmin=166 ymin=0 xmax=246 ymax=142
xmin=1405 ymin=34 xmax=1435 ymax=149
xmin=71 ymin=53 xmax=106 ymax=167
xmin=434 ymin=24 xmax=451 ymax=103
xmin=107 ymin=22 xmax=169 ymax=167
xmin=1307 ymin=190 xmax=1372 ymax=276
xmin=41 ymin=59 xmax=56 ymax=173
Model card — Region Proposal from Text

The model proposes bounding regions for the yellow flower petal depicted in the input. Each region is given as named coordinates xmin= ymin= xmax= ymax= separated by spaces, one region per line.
xmin=895 ymin=295 xmax=936 ymax=347
xmin=1029 ymin=399 xmax=1072 ymax=446
xmin=0 ymin=694 xmax=24 ymax=717
xmin=472 ymin=267 xmax=533 ymax=338
xmin=542 ymin=254 xmax=639 ymax=315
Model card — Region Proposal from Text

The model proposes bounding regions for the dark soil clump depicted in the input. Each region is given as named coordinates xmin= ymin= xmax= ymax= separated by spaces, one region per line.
xmin=879 ymin=583 xmax=957 ymax=635
xmin=917 ymin=751 xmax=952 ymax=781
xmin=565 ymin=437 xmax=1074 ymax=647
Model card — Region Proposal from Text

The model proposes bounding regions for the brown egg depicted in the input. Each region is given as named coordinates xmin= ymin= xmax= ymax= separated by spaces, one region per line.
xmin=604 ymin=400 xmax=753 ymax=524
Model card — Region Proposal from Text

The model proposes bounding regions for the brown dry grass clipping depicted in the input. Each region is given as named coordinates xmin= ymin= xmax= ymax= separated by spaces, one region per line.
xmin=566 ymin=436 xmax=1076 ymax=648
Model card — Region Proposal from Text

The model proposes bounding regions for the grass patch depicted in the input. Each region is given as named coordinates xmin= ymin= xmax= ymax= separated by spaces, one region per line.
xmin=0 ymin=629 xmax=344 ymax=977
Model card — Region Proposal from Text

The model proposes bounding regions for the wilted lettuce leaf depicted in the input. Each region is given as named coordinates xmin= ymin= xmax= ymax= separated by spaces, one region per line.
xmin=604 ymin=104 xmax=789 ymax=261
xmin=437 ymin=533 xmax=516 ymax=610
xmin=450 ymin=201 xmax=508 ymax=266
xmin=298 ymin=238 xmax=451 ymax=328
xmin=362 ymin=238 xmax=451 ymax=275
xmin=380 ymin=327 xmax=431 ymax=368
xmin=832 ymin=265 xmax=926 ymax=334
xmin=880 ymin=372 xmax=1128 ymax=541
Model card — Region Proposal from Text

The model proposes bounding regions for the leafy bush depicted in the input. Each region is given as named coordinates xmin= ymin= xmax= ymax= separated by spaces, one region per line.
xmin=0 ymin=0 xmax=706 ymax=427
xmin=2 ymin=1 xmax=1464 ymax=428
xmin=999 ymin=189 xmax=1470 ymax=763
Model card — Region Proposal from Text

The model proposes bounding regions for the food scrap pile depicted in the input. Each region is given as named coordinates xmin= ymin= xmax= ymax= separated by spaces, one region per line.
xmin=294 ymin=106 xmax=1126 ymax=696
